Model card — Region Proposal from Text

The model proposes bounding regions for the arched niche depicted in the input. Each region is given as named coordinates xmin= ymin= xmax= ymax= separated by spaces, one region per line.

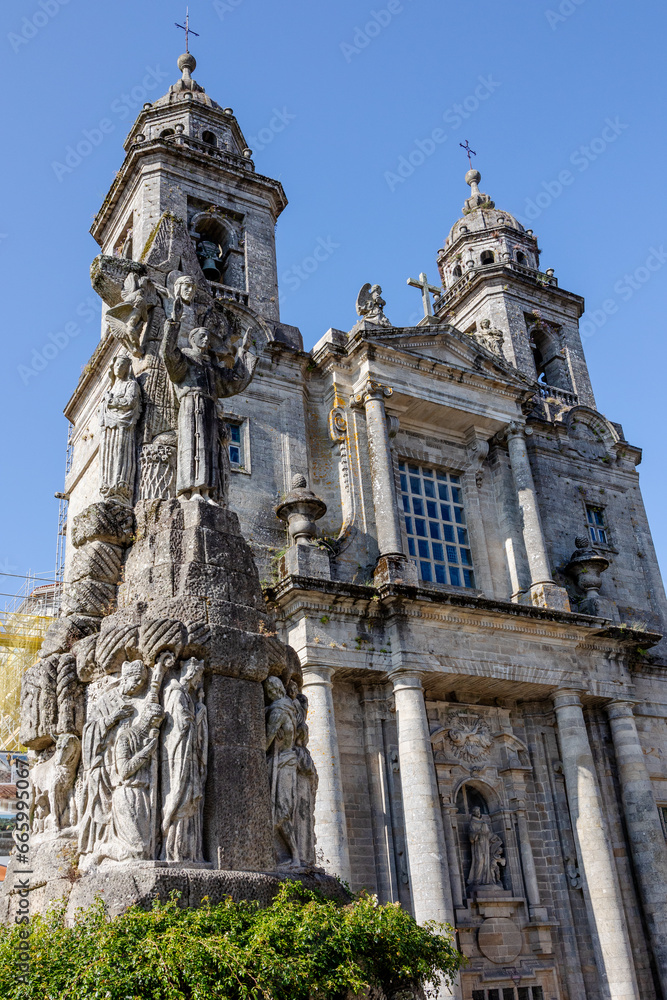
xmin=452 ymin=779 xmax=510 ymax=896
xmin=190 ymin=211 xmax=245 ymax=290
xmin=527 ymin=317 xmax=570 ymax=389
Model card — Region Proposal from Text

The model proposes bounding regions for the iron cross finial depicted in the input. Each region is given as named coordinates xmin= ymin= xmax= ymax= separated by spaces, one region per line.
xmin=176 ymin=7 xmax=200 ymax=53
xmin=460 ymin=139 xmax=477 ymax=169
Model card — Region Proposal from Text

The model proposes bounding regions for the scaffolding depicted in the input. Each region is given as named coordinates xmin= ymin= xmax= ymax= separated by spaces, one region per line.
xmin=0 ymin=579 xmax=59 ymax=751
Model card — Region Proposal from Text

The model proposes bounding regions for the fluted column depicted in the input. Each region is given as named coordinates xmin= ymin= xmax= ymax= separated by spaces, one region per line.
xmin=607 ymin=700 xmax=667 ymax=995
xmin=356 ymin=379 xmax=403 ymax=558
xmin=302 ymin=666 xmax=351 ymax=884
xmin=553 ymin=689 xmax=639 ymax=1000
xmin=506 ymin=422 xmax=551 ymax=586
xmin=391 ymin=671 xmax=453 ymax=926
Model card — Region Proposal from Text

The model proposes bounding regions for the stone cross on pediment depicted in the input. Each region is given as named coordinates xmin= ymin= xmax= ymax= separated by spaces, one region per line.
xmin=407 ymin=271 xmax=441 ymax=319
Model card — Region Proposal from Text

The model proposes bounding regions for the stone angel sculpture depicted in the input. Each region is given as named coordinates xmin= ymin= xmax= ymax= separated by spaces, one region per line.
xmin=356 ymin=283 xmax=392 ymax=327
xmin=105 ymin=272 xmax=161 ymax=357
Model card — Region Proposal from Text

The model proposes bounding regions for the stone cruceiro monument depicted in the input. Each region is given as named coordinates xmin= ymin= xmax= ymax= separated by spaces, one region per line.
xmin=1 ymin=61 xmax=334 ymax=922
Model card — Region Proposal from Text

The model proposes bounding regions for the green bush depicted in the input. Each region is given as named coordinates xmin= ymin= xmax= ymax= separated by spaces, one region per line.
xmin=0 ymin=882 xmax=463 ymax=999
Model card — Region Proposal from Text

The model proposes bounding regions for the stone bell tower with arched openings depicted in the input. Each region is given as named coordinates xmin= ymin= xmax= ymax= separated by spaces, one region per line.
xmin=434 ymin=168 xmax=595 ymax=409
xmin=90 ymin=52 xmax=287 ymax=324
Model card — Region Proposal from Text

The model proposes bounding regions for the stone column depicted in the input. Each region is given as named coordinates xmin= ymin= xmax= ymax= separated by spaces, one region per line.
xmin=513 ymin=800 xmax=542 ymax=914
xmin=607 ymin=700 xmax=667 ymax=996
xmin=360 ymin=685 xmax=399 ymax=903
xmin=506 ymin=422 xmax=569 ymax=610
xmin=391 ymin=671 xmax=453 ymax=926
xmin=357 ymin=379 xmax=403 ymax=558
xmin=552 ymin=689 xmax=639 ymax=1000
xmin=301 ymin=665 xmax=351 ymax=884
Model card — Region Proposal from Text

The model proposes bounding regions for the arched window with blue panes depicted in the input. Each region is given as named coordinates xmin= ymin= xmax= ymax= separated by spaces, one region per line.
xmin=398 ymin=461 xmax=475 ymax=588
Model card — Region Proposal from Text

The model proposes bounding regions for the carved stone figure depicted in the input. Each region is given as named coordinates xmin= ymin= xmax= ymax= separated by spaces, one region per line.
xmin=105 ymin=272 xmax=159 ymax=356
xmin=290 ymin=685 xmax=318 ymax=867
xmin=489 ymin=833 xmax=506 ymax=885
xmin=99 ymin=356 xmax=142 ymax=504
xmin=109 ymin=702 xmax=165 ymax=861
xmin=265 ymin=676 xmax=300 ymax=868
xmin=30 ymin=734 xmax=81 ymax=836
xmin=160 ymin=657 xmax=208 ymax=862
xmin=161 ymin=292 xmax=257 ymax=501
xmin=356 ymin=282 xmax=392 ymax=327
xmin=467 ymin=806 xmax=493 ymax=886
xmin=475 ymin=318 xmax=504 ymax=356
xmin=78 ymin=660 xmax=148 ymax=857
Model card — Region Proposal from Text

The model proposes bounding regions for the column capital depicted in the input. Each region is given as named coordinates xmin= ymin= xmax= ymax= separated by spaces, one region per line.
xmin=353 ymin=377 xmax=393 ymax=406
xmin=505 ymin=420 xmax=533 ymax=442
xmin=552 ymin=687 xmax=585 ymax=710
xmin=390 ymin=670 xmax=424 ymax=693
xmin=606 ymin=699 xmax=638 ymax=720
xmin=302 ymin=664 xmax=335 ymax=687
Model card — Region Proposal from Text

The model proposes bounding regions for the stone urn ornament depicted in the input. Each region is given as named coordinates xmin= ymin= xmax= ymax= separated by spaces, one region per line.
xmin=566 ymin=536 xmax=609 ymax=615
xmin=275 ymin=474 xmax=327 ymax=545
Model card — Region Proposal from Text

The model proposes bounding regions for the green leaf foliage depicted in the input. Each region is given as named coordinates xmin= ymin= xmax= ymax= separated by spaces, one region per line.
xmin=0 ymin=882 xmax=463 ymax=999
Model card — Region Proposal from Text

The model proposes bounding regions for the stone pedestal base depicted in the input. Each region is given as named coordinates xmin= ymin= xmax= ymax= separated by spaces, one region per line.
xmin=374 ymin=555 xmax=419 ymax=587
xmin=282 ymin=543 xmax=331 ymax=580
xmin=517 ymin=581 xmax=570 ymax=612
xmin=0 ymin=843 xmax=348 ymax=926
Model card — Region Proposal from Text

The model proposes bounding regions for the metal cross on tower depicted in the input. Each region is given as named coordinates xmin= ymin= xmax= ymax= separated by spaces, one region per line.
xmin=407 ymin=272 xmax=441 ymax=319
xmin=175 ymin=7 xmax=199 ymax=52
xmin=459 ymin=139 xmax=477 ymax=169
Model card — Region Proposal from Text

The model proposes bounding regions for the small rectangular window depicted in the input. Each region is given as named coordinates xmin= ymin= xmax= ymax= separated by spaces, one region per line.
xmin=227 ymin=421 xmax=245 ymax=469
xmin=586 ymin=505 xmax=608 ymax=545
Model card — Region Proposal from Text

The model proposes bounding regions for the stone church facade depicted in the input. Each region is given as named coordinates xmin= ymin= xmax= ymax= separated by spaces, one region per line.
xmin=60 ymin=53 xmax=667 ymax=1000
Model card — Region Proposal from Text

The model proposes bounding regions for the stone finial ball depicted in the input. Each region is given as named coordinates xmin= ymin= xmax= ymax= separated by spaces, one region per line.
xmin=291 ymin=473 xmax=307 ymax=490
xmin=575 ymin=535 xmax=589 ymax=549
xmin=465 ymin=168 xmax=481 ymax=186
xmin=178 ymin=52 xmax=197 ymax=74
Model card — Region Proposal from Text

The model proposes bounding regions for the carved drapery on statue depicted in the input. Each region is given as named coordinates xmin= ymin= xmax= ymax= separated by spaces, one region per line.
xmin=467 ymin=806 xmax=505 ymax=888
xmin=99 ymin=356 xmax=141 ymax=504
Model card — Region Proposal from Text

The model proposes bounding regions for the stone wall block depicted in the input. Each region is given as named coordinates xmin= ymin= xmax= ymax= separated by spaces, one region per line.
xmin=69 ymin=541 xmax=123 ymax=585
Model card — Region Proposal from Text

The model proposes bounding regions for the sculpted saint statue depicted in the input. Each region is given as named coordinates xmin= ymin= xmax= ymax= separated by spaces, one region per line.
xmin=467 ymin=805 xmax=493 ymax=886
xmin=78 ymin=659 xmax=147 ymax=858
xmin=288 ymin=682 xmax=318 ymax=867
xmin=475 ymin=318 xmax=505 ymax=357
xmin=160 ymin=657 xmax=208 ymax=862
xmin=109 ymin=702 xmax=165 ymax=861
xmin=265 ymin=676 xmax=300 ymax=868
xmin=99 ymin=356 xmax=142 ymax=504
xmin=161 ymin=288 xmax=257 ymax=502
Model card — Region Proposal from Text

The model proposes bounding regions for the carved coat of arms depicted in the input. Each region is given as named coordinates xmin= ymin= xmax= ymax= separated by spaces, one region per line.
xmin=443 ymin=712 xmax=493 ymax=762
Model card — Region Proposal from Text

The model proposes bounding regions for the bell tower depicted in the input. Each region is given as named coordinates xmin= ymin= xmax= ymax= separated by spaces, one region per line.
xmin=434 ymin=169 xmax=595 ymax=408
xmin=90 ymin=52 xmax=287 ymax=323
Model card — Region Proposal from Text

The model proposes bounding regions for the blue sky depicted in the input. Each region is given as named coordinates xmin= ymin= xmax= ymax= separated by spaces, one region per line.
xmin=2 ymin=0 xmax=666 ymax=595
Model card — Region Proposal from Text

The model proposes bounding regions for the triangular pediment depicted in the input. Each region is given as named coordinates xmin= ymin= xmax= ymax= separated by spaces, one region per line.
xmin=364 ymin=325 xmax=536 ymax=393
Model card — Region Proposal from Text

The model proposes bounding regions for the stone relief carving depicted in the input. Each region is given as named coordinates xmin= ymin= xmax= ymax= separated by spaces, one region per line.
xmin=30 ymin=734 xmax=81 ymax=837
xmin=467 ymin=806 xmax=505 ymax=888
xmin=105 ymin=271 xmax=160 ymax=357
xmin=99 ymin=356 xmax=142 ymax=504
xmin=356 ymin=283 xmax=392 ymax=327
xmin=474 ymin=318 xmax=505 ymax=356
xmin=109 ymin=700 xmax=165 ymax=861
xmin=444 ymin=712 xmax=493 ymax=762
xmin=265 ymin=676 xmax=300 ymax=869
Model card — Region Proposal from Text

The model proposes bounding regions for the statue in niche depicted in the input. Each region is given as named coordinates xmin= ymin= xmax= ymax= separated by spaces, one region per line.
xmin=467 ymin=805 xmax=494 ymax=886
xmin=288 ymin=681 xmax=318 ymax=867
xmin=109 ymin=701 xmax=165 ymax=861
xmin=105 ymin=272 xmax=160 ymax=357
xmin=489 ymin=833 xmax=506 ymax=885
xmin=265 ymin=676 xmax=300 ymax=869
xmin=99 ymin=356 xmax=142 ymax=504
xmin=356 ymin=282 xmax=392 ymax=327
xmin=160 ymin=657 xmax=208 ymax=863
xmin=78 ymin=660 xmax=148 ymax=857
xmin=475 ymin=318 xmax=505 ymax=356
xmin=161 ymin=289 xmax=257 ymax=502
